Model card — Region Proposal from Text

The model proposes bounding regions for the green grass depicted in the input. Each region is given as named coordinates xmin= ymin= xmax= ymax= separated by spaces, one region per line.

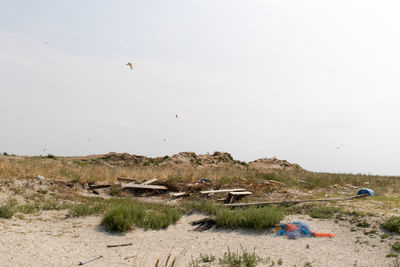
xmin=101 ymin=199 xmax=182 ymax=232
xmin=109 ymin=185 xmax=122 ymax=197
xmin=393 ymin=242 xmax=400 ymax=252
xmin=215 ymin=206 xmax=284 ymax=230
xmin=218 ymin=248 xmax=266 ymax=267
xmin=382 ymin=217 xmax=400 ymax=233
xmin=69 ymin=203 xmax=106 ymax=217
xmin=0 ymin=205 xmax=15 ymax=218
xmin=309 ymin=206 xmax=340 ymax=219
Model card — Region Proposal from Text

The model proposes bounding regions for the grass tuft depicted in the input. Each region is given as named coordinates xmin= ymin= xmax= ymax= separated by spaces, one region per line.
xmin=0 ymin=205 xmax=15 ymax=218
xmin=215 ymin=206 xmax=284 ymax=230
xmin=382 ymin=217 xmax=400 ymax=233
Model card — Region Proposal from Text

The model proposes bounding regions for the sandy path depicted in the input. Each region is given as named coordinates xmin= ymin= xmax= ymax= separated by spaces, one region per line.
xmin=0 ymin=211 xmax=395 ymax=267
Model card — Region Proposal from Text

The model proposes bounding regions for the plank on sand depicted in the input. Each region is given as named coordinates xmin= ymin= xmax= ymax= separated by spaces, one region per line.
xmin=200 ymin=189 xmax=246 ymax=194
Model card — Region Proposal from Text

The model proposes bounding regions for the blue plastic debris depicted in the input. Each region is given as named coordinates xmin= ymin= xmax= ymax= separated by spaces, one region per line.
xmin=357 ymin=188 xmax=375 ymax=196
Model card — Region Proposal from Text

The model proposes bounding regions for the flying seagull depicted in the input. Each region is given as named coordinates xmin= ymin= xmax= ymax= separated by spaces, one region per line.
xmin=126 ymin=62 xmax=133 ymax=70
xmin=335 ymin=144 xmax=344 ymax=150
xmin=175 ymin=114 xmax=178 ymax=118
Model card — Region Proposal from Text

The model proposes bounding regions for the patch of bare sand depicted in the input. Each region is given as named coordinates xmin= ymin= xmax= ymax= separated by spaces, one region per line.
xmin=0 ymin=211 xmax=395 ymax=266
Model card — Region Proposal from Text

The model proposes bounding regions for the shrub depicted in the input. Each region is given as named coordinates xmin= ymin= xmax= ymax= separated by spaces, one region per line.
xmin=47 ymin=154 xmax=56 ymax=159
xmin=382 ymin=217 xmax=400 ymax=233
xmin=102 ymin=200 xmax=182 ymax=232
xmin=0 ymin=205 xmax=15 ymax=218
xmin=140 ymin=206 xmax=181 ymax=230
xmin=101 ymin=201 xmax=146 ymax=232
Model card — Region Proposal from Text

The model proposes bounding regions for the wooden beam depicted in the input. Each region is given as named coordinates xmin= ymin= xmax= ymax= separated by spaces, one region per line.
xmin=200 ymin=189 xmax=246 ymax=194
xmin=141 ymin=178 xmax=158 ymax=185
xmin=121 ymin=183 xmax=168 ymax=190
xmin=224 ymin=194 xmax=369 ymax=207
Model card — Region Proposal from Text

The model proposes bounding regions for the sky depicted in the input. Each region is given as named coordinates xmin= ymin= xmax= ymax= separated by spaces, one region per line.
xmin=1 ymin=0 xmax=400 ymax=175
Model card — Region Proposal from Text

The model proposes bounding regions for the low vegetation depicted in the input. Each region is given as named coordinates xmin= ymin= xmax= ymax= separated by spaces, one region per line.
xmin=382 ymin=217 xmax=400 ymax=233
xmin=0 ymin=205 xmax=15 ymax=218
xmin=215 ymin=206 xmax=284 ymax=230
xmin=101 ymin=199 xmax=181 ymax=232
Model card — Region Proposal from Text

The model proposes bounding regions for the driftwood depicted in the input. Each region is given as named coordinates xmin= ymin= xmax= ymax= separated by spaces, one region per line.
xmin=171 ymin=192 xmax=188 ymax=198
xmin=79 ymin=256 xmax=103 ymax=265
xmin=200 ymin=189 xmax=246 ymax=194
xmin=191 ymin=218 xmax=217 ymax=231
xmin=141 ymin=178 xmax=158 ymax=185
xmin=264 ymin=180 xmax=285 ymax=185
xmin=107 ymin=243 xmax=133 ymax=248
xmin=224 ymin=194 xmax=369 ymax=208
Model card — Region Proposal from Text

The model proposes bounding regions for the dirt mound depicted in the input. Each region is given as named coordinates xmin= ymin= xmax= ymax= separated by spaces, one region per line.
xmin=97 ymin=151 xmax=248 ymax=169
xmin=248 ymin=158 xmax=301 ymax=171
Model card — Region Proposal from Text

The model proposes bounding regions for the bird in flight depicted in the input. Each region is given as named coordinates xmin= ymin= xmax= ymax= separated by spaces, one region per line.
xmin=126 ymin=62 xmax=133 ymax=70
xmin=335 ymin=144 xmax=344 ymax=150
xmin=175 ymin=114 xmax=178 ymax=118
xmin=163 ymin=138 xmax=166 ymax=142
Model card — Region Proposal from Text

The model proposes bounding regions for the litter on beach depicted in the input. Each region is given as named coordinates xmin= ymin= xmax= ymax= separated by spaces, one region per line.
xmin=277 ymin=222 xmax=336 ymax=239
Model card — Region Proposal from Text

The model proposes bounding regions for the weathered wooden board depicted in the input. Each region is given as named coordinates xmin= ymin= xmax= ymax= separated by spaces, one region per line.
xmin=200 ymin=189 xmax=246 ymax=194
xmin=141 ymin=178 xmax=158 ymax=185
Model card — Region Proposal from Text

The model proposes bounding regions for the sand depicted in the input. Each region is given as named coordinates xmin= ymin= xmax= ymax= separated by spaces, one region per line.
xmin=0 ymin=211 xmax=395 ymax=267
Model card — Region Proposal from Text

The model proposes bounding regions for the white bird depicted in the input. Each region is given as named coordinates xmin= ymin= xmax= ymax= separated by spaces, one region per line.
xmin=336 ymin=144 xmax=344 ymax=150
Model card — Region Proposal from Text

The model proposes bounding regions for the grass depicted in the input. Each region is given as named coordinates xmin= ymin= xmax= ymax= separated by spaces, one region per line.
xmin=2 ymin=155 xmax=400 ymax=196
xmin=101 ymin=199 xmax=182 ymax=232
xmin=0 ymin=205 xmax=15 ymax=218
xmin=309 ymin=206 xmax=340 ymax=219
xmin=69 ymin=202 xmax=106 ymax=217
xmin=219 ymin=248 xmax=266 ymax=267
xmin=393 ymin=241 xmax=400 ymax=252
xmin=215 ymin=206 xmax=284 ymax=230
xmin=382 ymin=217 xmax=400 ymax=233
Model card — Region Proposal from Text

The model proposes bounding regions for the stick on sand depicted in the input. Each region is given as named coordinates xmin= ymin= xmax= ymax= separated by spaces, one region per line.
xmin=79 ymin=255 xmax=103 ymax=265
xmin=107 ymin=243 xmax=133 ymax=248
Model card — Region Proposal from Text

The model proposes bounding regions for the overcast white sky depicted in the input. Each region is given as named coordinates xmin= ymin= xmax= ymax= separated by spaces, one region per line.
xmin=1 ymin=0 xmax=400 ymax=175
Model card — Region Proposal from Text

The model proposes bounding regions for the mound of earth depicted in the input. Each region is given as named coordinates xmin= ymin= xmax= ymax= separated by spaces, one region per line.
xmin=248 ymin=158 xmax=301 ymax=171
xmin=88 ymin=152 xmax=300 ymax=171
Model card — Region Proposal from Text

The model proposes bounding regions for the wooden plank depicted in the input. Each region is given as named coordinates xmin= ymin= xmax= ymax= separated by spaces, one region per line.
xmin=200 ymin=189 xmax=246 ymax=194
xmin=107 ymin=243 xmax=132 ymax=248
xmin=265 ymin=180 xmax=285 ymax=185
xmin=121 ymin=183 xmax=168 ymax=190
xmin=117 ymin=177 xmax=138 ymax=182
xmin=141 ymin=178 xmax=158 ymax=185
xmin=224 ymin=194 xmax=369 ymax=207
xmin=229 ymin=191 xmax=252 ymax=196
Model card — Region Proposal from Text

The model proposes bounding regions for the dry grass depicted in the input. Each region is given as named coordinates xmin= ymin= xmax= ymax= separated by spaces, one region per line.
xmin=1 ymin=155 xmax=400 ymax=196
